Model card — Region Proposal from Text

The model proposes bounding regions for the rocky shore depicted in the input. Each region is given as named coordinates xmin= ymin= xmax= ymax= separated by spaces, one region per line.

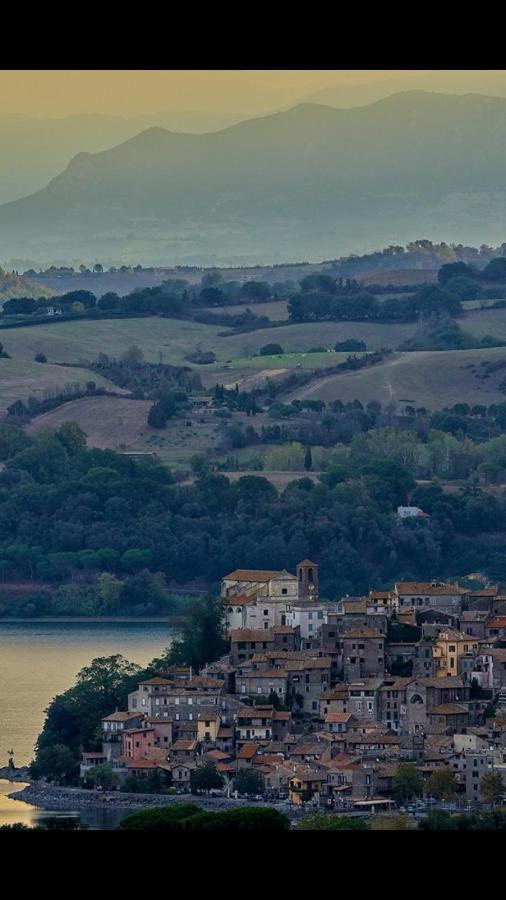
xmin=0 ymin=765 xmax=31 ymax=782
xmin=8 ymin=781 xmax=302 ymax=817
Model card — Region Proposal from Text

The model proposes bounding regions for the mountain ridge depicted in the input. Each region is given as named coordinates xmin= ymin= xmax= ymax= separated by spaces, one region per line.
xmin=3 ymin=91 xmax=506 ymax=266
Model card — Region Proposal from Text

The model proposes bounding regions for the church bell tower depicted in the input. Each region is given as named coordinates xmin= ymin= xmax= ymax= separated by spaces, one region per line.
xmin=296 ymin=559 xmax=319 ymax=602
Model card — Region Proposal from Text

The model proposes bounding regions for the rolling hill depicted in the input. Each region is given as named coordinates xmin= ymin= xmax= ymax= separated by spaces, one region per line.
xmin=3 ymin=92 xmax=506 ymax=265
xmin=286 ymin=347 xmax=506 ymax=410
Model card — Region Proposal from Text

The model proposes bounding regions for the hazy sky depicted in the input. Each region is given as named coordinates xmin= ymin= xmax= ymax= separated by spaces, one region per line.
xmin=0 ymin=70 xmax=434 ymax=117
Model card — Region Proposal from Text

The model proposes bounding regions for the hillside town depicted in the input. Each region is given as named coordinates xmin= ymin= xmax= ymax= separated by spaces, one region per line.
xmin=79 ymin=561 xmax=506 ymax=812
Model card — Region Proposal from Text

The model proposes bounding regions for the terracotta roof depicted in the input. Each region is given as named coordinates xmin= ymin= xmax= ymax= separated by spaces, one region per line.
xmin=459 ymin=611 xmax=488 ymax=621
xmin=237 ymin=744 xmax=259 ymax=760
xmin=435 ymin=627 xmax=469 ymax=641
xmin=272 ymin=710 xmax=291 ymax=721
xmin=236 ymin=707 xmax=274 ymax=720
xmin=125 ymin=727 xmax=155 ymax=736
xmin=139 ymin=676 xmax=173 ymax=686
xmin=286 ymin=657 xmax=332 ymax=671
xmin=126 ymin=758 xmax=158 ymax=769
xmin=230 ymin=629 xmax=274 ymax=642
xmin=223 ymin=569 xmax=282 ymax=582
xmin=82 ymin=752 xmax=107 ymax=759
xmin=486 ymin=618 xmax=506 ymax=629
xmin=297 ymin=559 xmax=318 ymax=567
xmin=224 ymin=594 xmax=256 ymax=606
xmin=216 ymin=763 xmax=236 ymax=773
xmin=239 ymin=669 xmax=287 ymax=680
xmin=168 ymin=761 xmax=197 ymax=772
xmin=217 ymin=728 xmax=234 ymax=738
xmin=416 ymin=676 xmax=465 ymax=688
xmin=320 ymin=688 xmax=349 ymax=701
xmin=181 ymin=677 xmax=224 ymax=690
xmin=170 ymin=739 xmax=198 ymax=751
xmin=396 ymin=581 xmax=468 ymax=596
xmin=431 ymin=704 xmax=470 ymax=716
xmin=325 ymin=713 xmax=353 ymax=724
xmin=342 ymin=600 xmax=367 ymax=614
xmin=345 ymin=733 xmax=400 ymax=745
xmin=344 ymin=627 xmax=384 ymax=639
xmin=290 ymin=770 xmax=325 ymax=784
xmin=344 ymin=681 xmax=382 ymax=696
xmin=272 ymin=626 xmax=296 ymax=634
xmin=102 ymin=711 xmax=142 ymax=722
xmin=270 ymin=570 xmax=298 ymax=582
xmin=206 ymin=750 xmax=230 ymax=761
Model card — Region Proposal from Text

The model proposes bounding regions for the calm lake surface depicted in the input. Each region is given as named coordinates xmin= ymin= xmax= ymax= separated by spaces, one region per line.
xmin=0 ymin=780 xmax=130 ymax=829
xmin=0 ymin=621 xmax=172 ymax=769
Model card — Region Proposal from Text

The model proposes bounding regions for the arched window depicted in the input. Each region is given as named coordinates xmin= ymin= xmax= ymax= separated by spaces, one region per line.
xmin=410 ymin=694 xmax=423 ymax=704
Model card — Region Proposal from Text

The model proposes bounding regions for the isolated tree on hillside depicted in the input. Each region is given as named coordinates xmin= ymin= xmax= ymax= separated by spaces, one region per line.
xmin=122 ymin=345 xmax=144 ymax=366
xmin=304 ymin=446 xmax=313 ymax=471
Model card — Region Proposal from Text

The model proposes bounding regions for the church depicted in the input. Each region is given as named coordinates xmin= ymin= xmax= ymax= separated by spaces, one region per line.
xmin=221 ymin=560 xmax=324 ymax=636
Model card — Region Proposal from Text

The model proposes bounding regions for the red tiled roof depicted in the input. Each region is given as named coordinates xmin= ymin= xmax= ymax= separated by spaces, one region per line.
xmin=126 ymin=758 xmax=158 ymax=769
xmin=237 ymin=743 xmax=259 ymax=760
xmin=223 ymin=569 xmax=282 ymax=582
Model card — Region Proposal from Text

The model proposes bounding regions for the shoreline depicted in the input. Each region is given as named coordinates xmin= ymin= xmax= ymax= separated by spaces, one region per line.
xmin=0 ymin=617 xmax=177 ymax=624
xmin=7 ymin=781 xmax=301 ymax=818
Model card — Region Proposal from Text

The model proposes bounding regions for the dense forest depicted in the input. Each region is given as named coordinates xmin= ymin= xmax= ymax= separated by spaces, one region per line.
xmin=1 ymin=420 xmax=506 ymax=616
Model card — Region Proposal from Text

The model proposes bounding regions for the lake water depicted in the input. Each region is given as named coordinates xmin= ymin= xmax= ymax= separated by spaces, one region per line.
xmin=0 ymin=780 xmax=130 ymax=829
xmin=0 ymin=621 xmax=172 ymax=769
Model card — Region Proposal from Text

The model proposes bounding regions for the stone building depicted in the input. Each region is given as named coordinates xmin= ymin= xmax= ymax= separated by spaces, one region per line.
xmin=341 ymin=627 xmax=385 ymax=680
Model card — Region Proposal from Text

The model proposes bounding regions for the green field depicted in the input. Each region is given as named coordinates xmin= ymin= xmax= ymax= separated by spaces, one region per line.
xmin=0 ymin=318 xmax=223 ymax=367
xmin=3 ymin=308 xmax=506 ymax=416
xmin=228 ymin=350 xmax=358 ymax=369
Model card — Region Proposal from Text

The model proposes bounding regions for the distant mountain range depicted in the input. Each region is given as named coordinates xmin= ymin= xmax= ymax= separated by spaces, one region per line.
xmin=304 ymin=70 xmax=506 ymax=107
xmin=2 ymin=91 xmax=506 ymax=266
xmin=0 ymin=109 xmax=246 ymax=205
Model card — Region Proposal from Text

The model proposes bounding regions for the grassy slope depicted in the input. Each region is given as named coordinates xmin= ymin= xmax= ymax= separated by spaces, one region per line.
xmin=0 ymin=318 xmax=223 ymax=366
xmin=286 ymin=347 xmax=506 ymax=409
xmin=0 ymin=358 xmax=118 ymax=414
xmin=4 ymin=306 xmax=506 ymax=420
xmin=27 ymin=395 xmax=153 ymax=449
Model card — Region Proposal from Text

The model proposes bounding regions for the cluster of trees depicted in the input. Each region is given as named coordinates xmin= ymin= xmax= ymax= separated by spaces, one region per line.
xmin=90 ymin=349 xmax=202 ymax=396
xmin=31 ymin=597 xmax=228 ymax=779
xmin=147 ymin=388 xmax=190 ymax=429
xmin=6 ymin=421 xmax=506 ymax=602
xmin=2 ymin=290 xmax=96 ymax=317
xmin=119 ymin=804 xmax=289 ymax=832
xmin=439 ymin=257 xmax=506 ymax=287
xmin=400 ymin=314 xmax=504 ymax=351
xmin=288 ymin=284 xmax=463 ymax=324
xmin=7 ymin=382 xmax=104 ymax=422
xmin=330 ymin=240 xmax=506 ymax=278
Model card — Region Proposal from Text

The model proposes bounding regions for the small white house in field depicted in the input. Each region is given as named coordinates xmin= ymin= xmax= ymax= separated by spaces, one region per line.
xmin=397 ymin=506 xmax=429 ymax=519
